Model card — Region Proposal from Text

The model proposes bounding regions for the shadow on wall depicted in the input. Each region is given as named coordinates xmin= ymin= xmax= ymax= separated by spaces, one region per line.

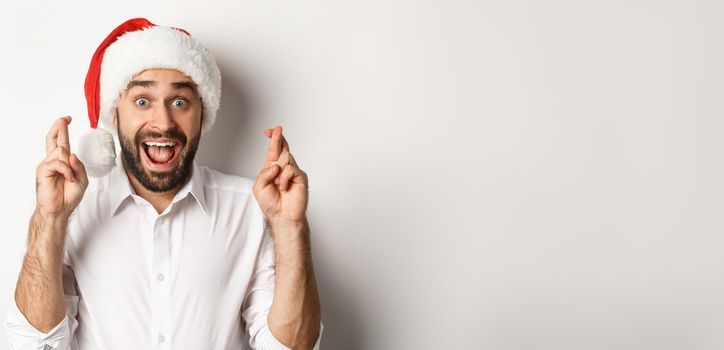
xmin=314 ymin=251 xmax=367 ymax=349
xmin=196 ymin=58 xmax=258 ymax=175
xmin=196 ymin=57 xmax=367 ymax=349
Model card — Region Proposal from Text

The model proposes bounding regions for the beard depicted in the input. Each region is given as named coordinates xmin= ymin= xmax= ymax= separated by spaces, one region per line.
xmin=118 ymin=124 xmax=200 ymax=193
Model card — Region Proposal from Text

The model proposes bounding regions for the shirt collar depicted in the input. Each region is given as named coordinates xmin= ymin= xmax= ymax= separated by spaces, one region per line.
xmin=109 ymin=155 xmax=208 ymax=216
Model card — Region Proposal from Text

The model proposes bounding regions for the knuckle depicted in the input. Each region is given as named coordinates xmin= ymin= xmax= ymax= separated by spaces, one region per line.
xmin=49 ymin=159 xmax=67 ymax=170
xmin=47 ymin=160 xmax=60 ymax=169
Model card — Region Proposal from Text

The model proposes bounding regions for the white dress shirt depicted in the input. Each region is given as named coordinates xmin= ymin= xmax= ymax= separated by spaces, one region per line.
xmin=5 ymin=155 xmax=324 ymax=349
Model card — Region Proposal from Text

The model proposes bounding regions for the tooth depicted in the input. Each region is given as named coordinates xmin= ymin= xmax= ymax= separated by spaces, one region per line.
xmin=144 ymin=141 xmax=175 ymax=147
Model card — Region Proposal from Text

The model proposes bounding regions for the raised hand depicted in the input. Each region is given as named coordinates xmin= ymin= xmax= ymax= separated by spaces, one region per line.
xmin=252 ymin=125 xmax=309 ymax=228
xmin=36 ymin=116 xmax=89 ymax=219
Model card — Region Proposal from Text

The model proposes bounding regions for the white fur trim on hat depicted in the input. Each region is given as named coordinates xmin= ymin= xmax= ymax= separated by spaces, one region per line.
xmin=98 ymin=25 xmax=222 ymax=135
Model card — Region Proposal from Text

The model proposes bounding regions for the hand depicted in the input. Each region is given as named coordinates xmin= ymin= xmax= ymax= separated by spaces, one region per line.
xmin=252 ymin=125 xmax=309 ymax=228
xmin=35 ymin=116 xmax=89 ymax=220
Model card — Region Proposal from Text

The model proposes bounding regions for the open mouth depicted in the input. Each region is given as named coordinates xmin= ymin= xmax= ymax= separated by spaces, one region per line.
xmin=140 ymin=139 xmax=182 ymax=171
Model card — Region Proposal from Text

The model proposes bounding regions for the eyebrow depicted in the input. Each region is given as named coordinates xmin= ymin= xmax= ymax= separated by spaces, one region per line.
xmin=126 ymin=80 xmax=199 ymax=96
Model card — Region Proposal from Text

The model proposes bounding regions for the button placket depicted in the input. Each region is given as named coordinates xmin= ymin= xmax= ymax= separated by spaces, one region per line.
xmin=152 ymin=215 xmax=171 ymax=349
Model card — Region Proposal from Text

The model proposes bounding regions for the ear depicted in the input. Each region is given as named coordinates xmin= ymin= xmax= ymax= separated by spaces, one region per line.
xmin=199 ymin=98 xmax=205 ymax=127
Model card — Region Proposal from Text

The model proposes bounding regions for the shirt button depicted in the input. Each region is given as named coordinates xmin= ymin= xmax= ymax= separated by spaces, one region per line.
xmin=158 ymin=218 xmax=165 ymax=225
xmin=157 ymin=273 xmax=165 ymax=282
xmin=158 ymin=334 xmax=166 ymax=343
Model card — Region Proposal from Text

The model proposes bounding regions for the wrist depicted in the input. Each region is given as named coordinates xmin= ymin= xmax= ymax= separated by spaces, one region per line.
xmin=34 ymin=206 xmax=71 ymax=223
xmin=268 ymin=216 xmax=308 ymax=233
xmin=30 ymin=208 xmax=69 ymax=247
xmin=268 ymin=216 xmax=310 ymax=245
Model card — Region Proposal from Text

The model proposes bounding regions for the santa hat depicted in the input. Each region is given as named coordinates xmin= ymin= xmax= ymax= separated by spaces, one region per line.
xmin=77 ymin=18 xmax=222 ymax=177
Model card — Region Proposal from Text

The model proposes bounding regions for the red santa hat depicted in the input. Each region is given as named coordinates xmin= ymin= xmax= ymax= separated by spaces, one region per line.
xmin=77 ymin=17 xmax=222 ymax=177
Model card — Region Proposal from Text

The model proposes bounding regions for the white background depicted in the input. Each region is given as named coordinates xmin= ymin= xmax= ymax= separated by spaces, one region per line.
xmin=1 ymin=1 xmax=724 ymax=349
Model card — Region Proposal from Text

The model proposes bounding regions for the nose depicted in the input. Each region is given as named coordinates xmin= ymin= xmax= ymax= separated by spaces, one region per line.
xmin=147 ymin=103 xmax=176 ymax=132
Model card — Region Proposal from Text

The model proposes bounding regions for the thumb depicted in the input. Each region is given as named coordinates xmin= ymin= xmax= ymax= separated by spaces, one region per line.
xmin=69 ymin=153 xmax=89 ymax=188
xmin=257 ymin=163 xmax=280 ymax=188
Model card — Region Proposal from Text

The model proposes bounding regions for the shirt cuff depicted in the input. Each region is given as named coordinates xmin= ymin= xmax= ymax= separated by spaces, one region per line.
xmin=5 ymin=298 xmax=71 ymax=350
xmin=264 ymin=322 xmax=325 ymax=350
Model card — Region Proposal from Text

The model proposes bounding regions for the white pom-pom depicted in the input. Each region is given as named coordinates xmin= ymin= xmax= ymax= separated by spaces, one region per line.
xmin=77 ymin=128 xmax=117 ymax=177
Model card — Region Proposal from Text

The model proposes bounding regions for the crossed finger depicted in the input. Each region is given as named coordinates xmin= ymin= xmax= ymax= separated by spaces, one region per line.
xmin=280 ymin=133 xmax=290 ymax=152
xmin=47 ymin=143 xmax=71 ymax=165
xmin=277 ymin=150 xmax=297 ymax=168
xmin=264 ymin=126 xmax=290 ymax=162
xmin=264 ymin=125 xmax=297 ymax=168
xmin=46 ymin=116 xmax=72 ymax=156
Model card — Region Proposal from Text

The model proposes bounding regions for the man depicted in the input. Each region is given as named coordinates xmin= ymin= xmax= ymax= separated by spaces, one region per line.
xmin=5 ymin=18 xmax=323 ymax=349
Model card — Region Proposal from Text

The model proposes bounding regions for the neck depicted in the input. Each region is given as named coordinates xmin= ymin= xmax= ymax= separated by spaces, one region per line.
xmin=122 ymin=160 xmax=189 ymax=215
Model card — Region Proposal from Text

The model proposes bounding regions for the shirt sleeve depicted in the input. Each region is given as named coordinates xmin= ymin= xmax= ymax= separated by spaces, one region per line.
xmin=241 ymin=217 xmax=324 ymax=350
xmin=5 ymin=251 xmax=80 ymax=350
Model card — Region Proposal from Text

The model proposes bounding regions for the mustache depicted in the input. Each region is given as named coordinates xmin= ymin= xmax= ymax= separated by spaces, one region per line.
xmin=134 ymin=129 xmax=188 ymax=146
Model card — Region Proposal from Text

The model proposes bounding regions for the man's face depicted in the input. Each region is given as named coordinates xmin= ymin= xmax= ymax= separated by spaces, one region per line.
xmin=116 ymin=68 xmax=203 ymax=193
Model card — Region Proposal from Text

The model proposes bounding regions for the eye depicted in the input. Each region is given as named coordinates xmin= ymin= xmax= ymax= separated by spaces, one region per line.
xmin=134 ymin=97 xmax=149 ymax=107
xmin=172 ymin=98 xmax=187 ymax=108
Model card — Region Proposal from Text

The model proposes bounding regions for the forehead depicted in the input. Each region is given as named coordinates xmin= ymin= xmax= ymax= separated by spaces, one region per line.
xmin=132 ymin=68 xmax=193 ymax=82
xmin=124 ymin=68 xmax=199 ymax=94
